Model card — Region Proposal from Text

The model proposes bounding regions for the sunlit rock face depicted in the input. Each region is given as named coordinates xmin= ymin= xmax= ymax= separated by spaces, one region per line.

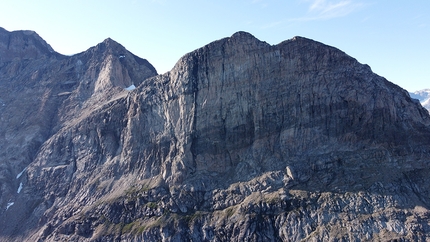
xmin=1 ymin=28 xmax=430 ymax=241
xmin=0 ymin=27 xmax=157 ymax=241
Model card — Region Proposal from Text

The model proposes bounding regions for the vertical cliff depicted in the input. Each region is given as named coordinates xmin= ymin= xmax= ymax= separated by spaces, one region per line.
xmin=1 ymin=29 xmax=430 ymax=241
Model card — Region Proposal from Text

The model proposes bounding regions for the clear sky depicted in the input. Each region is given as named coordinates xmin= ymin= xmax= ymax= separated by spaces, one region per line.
xmin=0 ymin=0 xmax=428 ymax=92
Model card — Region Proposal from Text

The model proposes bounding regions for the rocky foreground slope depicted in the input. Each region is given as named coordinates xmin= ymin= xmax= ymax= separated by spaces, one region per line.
xmin=1 ymin=28 xmax=430 ymax=241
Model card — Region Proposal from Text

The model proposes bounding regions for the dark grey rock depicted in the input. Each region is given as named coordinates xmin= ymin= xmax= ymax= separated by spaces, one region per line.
xmin=1 ymin=28 xmax=430 ymax=241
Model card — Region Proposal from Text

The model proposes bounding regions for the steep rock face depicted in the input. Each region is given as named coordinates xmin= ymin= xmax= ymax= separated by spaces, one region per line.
xmin=1 ymin=30 xmax=430 ymax=241
xmin=0 ymin=28 xmax=157 ymax=239
xmin=0 ymin=27 xmax=56 ymax=62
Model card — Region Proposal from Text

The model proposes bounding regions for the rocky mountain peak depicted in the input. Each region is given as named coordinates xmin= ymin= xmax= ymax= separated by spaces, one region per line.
xmin=229 ymin=31 xmax=265 ymax=44
xmin=94 ymin=37 xmax=126 ymax=54
xmin=80 ymin=37 xmax=126 ymax=61
xmin=0 ymin=27 xmax=56 ymax=62
xmin=47 ymin=36 xmax=158 ymax=114
xmin=0 ymin=31 xmax=158 ymax=232
xmin=1 ymin=29 xmax=430 ymax=241
xmin=103 ymin=37 xmax=116 ymax=44
xmin=227 ymin=31 xmax=270 ymax=50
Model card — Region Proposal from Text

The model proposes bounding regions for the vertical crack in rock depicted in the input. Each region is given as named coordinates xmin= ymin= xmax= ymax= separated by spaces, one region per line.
xmin=189 ymin=55 xmax=199 ymax=175
xmin=1 ymin=29 xmax=430 ymax=241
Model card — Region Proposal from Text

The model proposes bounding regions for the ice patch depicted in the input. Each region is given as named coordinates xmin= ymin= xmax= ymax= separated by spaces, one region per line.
xmin=17 ymin=182 xmax=23 ymax=193
xmin=6 ymin=202 xmax=14 ymax=210
xmin=125 ymin=85 xmax=136 ymax=91
xmin=16 ymin=168 xmax=26 ymax=179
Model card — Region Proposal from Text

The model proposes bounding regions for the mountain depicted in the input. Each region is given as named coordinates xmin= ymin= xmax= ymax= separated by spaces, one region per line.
xmin=1 ymin=29 xmax=430 ymax=241
xmin=0 ymin=27 xmax=158 ymax=240
xmin=410 ymin=89 xmax=430 ymax=111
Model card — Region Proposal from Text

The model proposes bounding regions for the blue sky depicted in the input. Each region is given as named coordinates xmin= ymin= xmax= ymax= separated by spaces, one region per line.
xmin=0 ymin=0 xmax=428 ymax=91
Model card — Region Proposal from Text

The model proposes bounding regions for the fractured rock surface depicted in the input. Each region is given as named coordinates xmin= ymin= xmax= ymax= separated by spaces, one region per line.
xmin=1 ymin=28 xmax=430 ymax=241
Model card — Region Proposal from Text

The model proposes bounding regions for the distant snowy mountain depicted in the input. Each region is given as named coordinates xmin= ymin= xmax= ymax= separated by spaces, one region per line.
xmin=410 ymin=89 xmax=430 ymax=111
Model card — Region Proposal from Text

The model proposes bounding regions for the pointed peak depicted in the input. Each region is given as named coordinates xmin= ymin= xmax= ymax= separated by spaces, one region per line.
xmin=100 ymin=37 xmax=125 ymax=49
xmin=88 ymin=37 xmax=127 ymax=56
xmin=80 ymin=36 xmax=158 ymax=76
xmin=102 ymin=37 xmax=119 ymax=45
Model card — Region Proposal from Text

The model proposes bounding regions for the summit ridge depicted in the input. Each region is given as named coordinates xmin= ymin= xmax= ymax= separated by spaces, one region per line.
xmin=0 ymin=28 xmax=430 ymax=241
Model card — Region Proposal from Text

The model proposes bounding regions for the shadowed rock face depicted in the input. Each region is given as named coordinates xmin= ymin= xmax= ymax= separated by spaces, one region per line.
xmin=1 ymin=29 xmax=430 ymax=241
xmin=0 ymin=28 xmax=157 ymax=240
xmin=0 ymin=27 xmax=56 ymax=61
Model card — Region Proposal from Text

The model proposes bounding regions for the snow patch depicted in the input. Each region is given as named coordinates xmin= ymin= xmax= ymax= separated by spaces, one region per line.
xmin=125 ymin=85 xmax=136 ymax=91
xmin=16 ymin=168 xmax=26 ymax=179
xmin=6 ymin=202 xmax=14 ymax=210
xmin=410 ymin=89 xmax=430 ymax=111
xmin=119 ymin=55 xmax=126 ymax=58
xmin=410 ymin=89 xmax=430 ymax=102
xmin=17 ymin=182 xmax=23 ymax=193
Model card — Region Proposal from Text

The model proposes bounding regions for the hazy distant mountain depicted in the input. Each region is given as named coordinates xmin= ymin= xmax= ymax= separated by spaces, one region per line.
xmin=1 ymin=27 xmax=430 ymax=241
xmin=410 ymin=89 xmax=430 ymax=111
